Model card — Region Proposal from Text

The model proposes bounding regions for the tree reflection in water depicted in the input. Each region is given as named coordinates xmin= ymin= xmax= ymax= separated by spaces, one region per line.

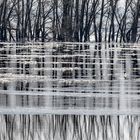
xmin=0 ymin=115 xmax=140 ymax=140
xmin=0 ymin=43 xmax=140 ymax=139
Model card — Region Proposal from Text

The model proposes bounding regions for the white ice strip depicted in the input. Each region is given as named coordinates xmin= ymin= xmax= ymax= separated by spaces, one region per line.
xmin=0 ymin=108 xmax=140 ymax=115
xmin=0 ymin=90 xmax=140 ymax=98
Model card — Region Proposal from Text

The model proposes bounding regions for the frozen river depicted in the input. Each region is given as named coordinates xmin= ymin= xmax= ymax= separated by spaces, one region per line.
xmin=0 ymin=42 xmax=140 ymax=140
xmin=0 ymin=42 xmax=140 ymax=115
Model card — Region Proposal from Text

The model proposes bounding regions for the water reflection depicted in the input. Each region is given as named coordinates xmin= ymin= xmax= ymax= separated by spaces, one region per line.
xmin=0 ymin=115 xmax=140 ymax=140
xmin=0 ymin=43 xmax=140 ymax=114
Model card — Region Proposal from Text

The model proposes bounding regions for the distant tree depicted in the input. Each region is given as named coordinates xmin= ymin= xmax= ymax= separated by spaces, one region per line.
xmin=108 ymin=0 xmax=119 ymax=42
xmin=0 ymin=0 xmax=8 ymax=41
xmin=130 ymin=0 xmax=140 ymax=42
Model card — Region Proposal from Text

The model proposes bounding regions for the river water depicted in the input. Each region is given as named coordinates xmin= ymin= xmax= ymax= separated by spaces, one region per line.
xmin=0 ymin=43 xmax=140 ymax=139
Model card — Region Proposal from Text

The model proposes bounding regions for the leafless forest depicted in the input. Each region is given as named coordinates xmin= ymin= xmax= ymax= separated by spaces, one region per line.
xmin=0 ymin=0 xmax=140 ymax=43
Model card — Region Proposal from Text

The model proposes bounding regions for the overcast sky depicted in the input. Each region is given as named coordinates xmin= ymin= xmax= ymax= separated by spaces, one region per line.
xmin=119 ymin=0 xmax=126 ymax=7
xmin=0 ymin=0 xmax=3 ymax=5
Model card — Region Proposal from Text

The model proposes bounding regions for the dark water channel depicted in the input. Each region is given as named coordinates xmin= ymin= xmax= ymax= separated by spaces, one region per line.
xmin=0 ymin=43 xmax=140 ymax=139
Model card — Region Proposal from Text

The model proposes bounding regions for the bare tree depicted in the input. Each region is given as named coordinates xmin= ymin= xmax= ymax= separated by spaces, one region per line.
xmin=130 ymin=0 xmax=140 ymax=42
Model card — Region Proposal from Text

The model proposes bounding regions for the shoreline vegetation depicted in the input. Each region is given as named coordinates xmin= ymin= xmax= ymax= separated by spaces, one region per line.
xmin=0 ymin=0 xmax=139 ymax=43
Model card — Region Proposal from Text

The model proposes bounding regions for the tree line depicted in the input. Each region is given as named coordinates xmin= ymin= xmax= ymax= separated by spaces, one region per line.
xmin=0 ymin=0 xmax=139 ymax=43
